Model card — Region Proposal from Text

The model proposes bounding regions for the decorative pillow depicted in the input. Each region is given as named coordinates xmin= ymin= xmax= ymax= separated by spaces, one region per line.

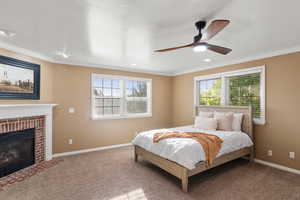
xmin=232 ymin=113 xmax=243 ymax=132
xmin=214 ymin=112 xmax=234 ymax=131
xmin=198 ymin=111 xmax=213 ymax=118
xmin=194 ymin=116 xmax=218 ymax=131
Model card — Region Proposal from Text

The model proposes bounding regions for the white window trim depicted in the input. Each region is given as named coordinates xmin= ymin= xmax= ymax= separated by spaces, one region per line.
xmin=91 ymin=73 xmax=152 ymax=120
xmin=194 ymin=66 xmax=266 ymax=125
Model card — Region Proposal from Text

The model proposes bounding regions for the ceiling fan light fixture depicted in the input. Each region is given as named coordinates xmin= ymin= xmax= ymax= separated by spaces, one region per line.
xmin=193 ymin=44 xmax=207 ymax=52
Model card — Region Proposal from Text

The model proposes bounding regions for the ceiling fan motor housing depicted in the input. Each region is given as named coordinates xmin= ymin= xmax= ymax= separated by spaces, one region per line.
xmin=194 ymin=21 xmax=206 ymax=43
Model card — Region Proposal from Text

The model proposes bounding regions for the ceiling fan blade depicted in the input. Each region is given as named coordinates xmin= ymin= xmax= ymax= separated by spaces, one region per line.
xmin=206 ymin=43 xmax=232 ymax=55
xmin=154 ymin=43 xmax=194 ymax=52
xmin=202 ymin=20 xmax=230 ymax=41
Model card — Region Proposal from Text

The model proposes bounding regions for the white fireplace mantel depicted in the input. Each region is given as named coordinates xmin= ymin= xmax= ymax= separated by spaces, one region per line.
xmin=0 ymin=104 xmax=57 ymax=161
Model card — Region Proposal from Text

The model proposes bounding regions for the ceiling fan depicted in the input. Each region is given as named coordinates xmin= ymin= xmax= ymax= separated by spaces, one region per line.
xmin=154 ymin=19 xmax=232 ymax=55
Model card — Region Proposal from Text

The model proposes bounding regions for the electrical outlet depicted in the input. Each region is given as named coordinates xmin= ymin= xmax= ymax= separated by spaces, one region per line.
xmin=68 ymin=107 xmax=75 ymax=114
xmin=268 ymin=150 xmax=272 ymax=157
xmin=68 ymin=139 xmax=73 ymax=145
xmin=289 ymin=152 xmax=295 ymax=159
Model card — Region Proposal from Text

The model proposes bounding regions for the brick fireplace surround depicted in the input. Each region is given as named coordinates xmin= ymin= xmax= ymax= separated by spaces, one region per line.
xmin=0 ymin=104 xmax=61 ymax=189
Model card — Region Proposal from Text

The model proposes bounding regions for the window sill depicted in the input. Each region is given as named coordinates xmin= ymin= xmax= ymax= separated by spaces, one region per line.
xmin=91 ymin=113 xmax=152 ymax=120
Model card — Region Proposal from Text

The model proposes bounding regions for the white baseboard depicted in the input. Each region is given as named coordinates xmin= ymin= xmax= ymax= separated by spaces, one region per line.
xmin=254 ymin=159 xmax=300 ymax=175
xmin=53 ymin=143 xmax=132 ymax=158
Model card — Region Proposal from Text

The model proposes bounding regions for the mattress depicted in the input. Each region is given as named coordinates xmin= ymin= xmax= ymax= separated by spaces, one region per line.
xmin=132 ymin=125 xmax=253 ymax=170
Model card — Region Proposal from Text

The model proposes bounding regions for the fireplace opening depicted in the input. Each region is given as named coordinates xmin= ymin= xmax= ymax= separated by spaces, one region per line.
xmin=0 ymin=128 xmax=35 ymax=178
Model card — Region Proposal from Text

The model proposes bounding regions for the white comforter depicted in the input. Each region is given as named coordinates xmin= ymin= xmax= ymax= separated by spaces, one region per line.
xmin=132 ymin=125 xmax=253 ymax=170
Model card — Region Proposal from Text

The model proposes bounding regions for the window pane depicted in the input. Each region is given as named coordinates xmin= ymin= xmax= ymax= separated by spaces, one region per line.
xmin=126 ymin=80 xmax=133 ymax=89
xmin=104 ymin=98 xmax=113 ymax=107
xmin=198 ymin=78 xmax=221 ymax=105
xmin=228 ymin=73 xmax=261 ymax=118
xmin=126 ymin=89 xmax=133 ymax=97
xmin=93 ymin=78 xmax=102 ymax=88
xmin=112 ymin=80 xmax=120 ymax=89
xmin=126 ymin=101 xmax=147 ymax=114
xmin=112 ymin=89 xmax=121 ymax=97
xmin=94 ymin=99 xmax=103 ymax=106
xmin=104 ymin=107 xmax=113 ymax=115
xmin=113 ymin=99 xmax=120 ymax=106
xmin=113 ymin=107 xmax=120 ymax=114
xmin=103 ymin=88 xmax=112 ymax=97
xmin=126 ymin=80 xmax=147 ymax=97
xmin=103 ymin=79 xmax=112 ymax=88
xmin=93 ymin=88 xmax=103 ymax=97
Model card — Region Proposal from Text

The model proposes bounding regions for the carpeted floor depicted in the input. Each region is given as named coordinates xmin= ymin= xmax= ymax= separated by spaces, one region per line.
xmin=1 ymin=146 xmax=300 ymax=200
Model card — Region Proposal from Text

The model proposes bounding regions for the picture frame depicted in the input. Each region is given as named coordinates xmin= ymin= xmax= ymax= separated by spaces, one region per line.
xmin=0 ymin=55 xmax=40 ymax=99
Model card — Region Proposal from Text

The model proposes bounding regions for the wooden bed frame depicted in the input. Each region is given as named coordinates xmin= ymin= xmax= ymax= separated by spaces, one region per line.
xmin=134 ymin=105 xmax=254 ymax=192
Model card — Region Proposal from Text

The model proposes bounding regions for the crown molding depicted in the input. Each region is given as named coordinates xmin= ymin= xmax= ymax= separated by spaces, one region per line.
xmin=1 ymin=40 xmax=300 ymax=77
xmin=0 ymin=40 xmax=171 ymax=76
xmin=171 ymin=45 xmax=300 ymax=76
xmin=0 ymin=40 xmax=55 ymax=62
xmin=50 ymin=59 xmax=171 ymax=76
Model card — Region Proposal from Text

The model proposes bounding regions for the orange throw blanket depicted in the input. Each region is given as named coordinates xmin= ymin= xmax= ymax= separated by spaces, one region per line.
xmin=153 ymin=132 xmax=223 ymax=167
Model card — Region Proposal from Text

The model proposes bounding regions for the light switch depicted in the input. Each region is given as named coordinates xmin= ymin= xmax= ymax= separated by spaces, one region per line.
xmin=268 ymin=150 xmax=272 ymax=157
xmin=68 ymin=107 xmax=75 ymax=114
xmin=289 ymin=152 xmax=295 ymax=159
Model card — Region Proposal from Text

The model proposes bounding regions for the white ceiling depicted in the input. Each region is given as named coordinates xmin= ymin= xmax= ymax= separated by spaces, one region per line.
xmin=1 ymin=0 xmax=300 ymax=75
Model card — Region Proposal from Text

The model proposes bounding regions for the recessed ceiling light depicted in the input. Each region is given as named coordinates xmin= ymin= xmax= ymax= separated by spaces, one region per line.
xmin=204 ymin=58 xmax=211 ymax=62
xmin=131 ymin=63 xmax=137 ymax=66
xmin=56 ymin=51 xmax=70 ymax=58
xmin=193 ymin=44 xmax=207 ymax=52
xmin=0 ymin=29 xmax=16 ymax=37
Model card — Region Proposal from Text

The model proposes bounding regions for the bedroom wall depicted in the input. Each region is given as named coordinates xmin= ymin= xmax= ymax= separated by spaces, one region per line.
xmin=51 ymin=64 xmax=173 ymax=153
xmin=0 ymin=48 xmax=173 ymax=154
xmin=172 ymin=51 xmax=300 ymax=170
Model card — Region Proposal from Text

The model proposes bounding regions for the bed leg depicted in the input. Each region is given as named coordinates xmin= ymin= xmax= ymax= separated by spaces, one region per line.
xmin=181 ymin=168 xmax=189 ymax=193
xmin=249 ymin=147 xmax=255 ymax=162
xmin=134 ymin=146 xmax=138 ymax=162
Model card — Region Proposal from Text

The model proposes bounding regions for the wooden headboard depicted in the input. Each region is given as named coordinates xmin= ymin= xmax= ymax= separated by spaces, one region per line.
xmin=195 ymin=105 xmax=253 ymax=141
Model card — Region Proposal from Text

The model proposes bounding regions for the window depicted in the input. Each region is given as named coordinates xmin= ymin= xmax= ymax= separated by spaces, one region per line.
xmin=194 ymin=66 xmax=265 ymax=124
xmin=91 ymin=74 xmax=152 ymax=120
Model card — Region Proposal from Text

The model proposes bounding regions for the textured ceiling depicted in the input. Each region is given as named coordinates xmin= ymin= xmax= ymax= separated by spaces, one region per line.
xmin=1 ymin=0 xmax=300 ymax=75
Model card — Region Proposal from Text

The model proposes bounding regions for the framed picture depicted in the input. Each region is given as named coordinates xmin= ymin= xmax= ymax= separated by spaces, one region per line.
xmin=0 ymin=55 xmax=40 ymax=99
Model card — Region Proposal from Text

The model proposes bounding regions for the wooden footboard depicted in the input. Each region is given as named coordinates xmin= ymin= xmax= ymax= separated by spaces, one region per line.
xmin=134 ymin=145 xmax=253 ymax=192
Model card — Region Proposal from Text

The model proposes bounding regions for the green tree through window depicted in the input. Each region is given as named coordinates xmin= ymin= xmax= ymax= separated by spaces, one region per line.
xmin=198 ymin=79 xmax=221 ymax=106
xmin=228 ymin=73 xmax=260 ymax=118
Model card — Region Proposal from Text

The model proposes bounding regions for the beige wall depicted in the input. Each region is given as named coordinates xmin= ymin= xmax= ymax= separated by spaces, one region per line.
xmin=172 ymin=52 xmax=300 ymax=170
xmin=0 ymin=48 xmax=173 ymax=153
xmin=52 ymin=64 xmax=173 ymax=153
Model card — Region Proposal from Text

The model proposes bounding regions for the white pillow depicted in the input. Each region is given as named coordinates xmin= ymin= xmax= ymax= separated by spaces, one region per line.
xmin=194 ymin=116 xmax=218 ymax=131
xmin=198 ymin=111 xmax=213 ymax=118
xmin=232 ymin=113 xmax=243 ymax=132
xmin=214 ymin=112 xmax=234 ymax=131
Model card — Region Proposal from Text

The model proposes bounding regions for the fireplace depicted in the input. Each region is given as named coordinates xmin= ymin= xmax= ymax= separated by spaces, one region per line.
xmin=0 ymin=128 xmax=35 ymax=178
xmin=0 ymin=104 xmax=57 ymax=188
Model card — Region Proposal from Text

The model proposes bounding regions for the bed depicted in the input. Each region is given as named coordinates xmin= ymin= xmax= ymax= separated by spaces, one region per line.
xmin=132 ymin=106 xmax=254 ymax=192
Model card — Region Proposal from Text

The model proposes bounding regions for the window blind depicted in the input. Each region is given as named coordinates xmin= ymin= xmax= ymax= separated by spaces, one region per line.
xmin=228 ymin=73 xmax=261 ymax=118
